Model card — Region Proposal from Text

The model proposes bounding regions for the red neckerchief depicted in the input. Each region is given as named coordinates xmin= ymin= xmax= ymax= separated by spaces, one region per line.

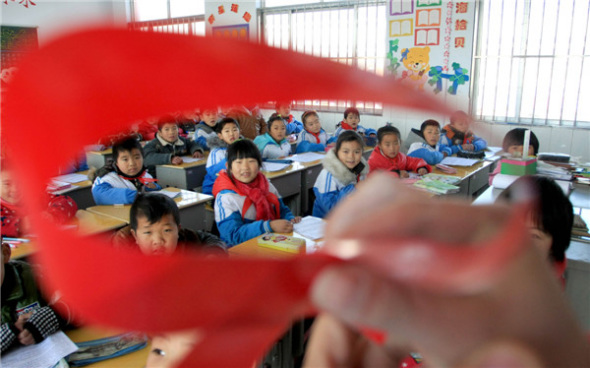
xmin=115 ymin=167 xmax=157 ymax=191
xmin=442 ymin=124 xmax=473 ymax=145
xmin=287 ymin=114 xmax=293 ymax=123
xmin=307 ymin=129 xmax=322 ymax=144
xmin=340 ymin=121 xmax=356 ymax=131
xmin=213 ymin=170 xmax=281 ymax=221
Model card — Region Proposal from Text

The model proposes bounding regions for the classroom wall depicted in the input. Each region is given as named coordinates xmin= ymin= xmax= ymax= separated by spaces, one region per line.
xmin=1 ymin=0 xmax=127 ymax=46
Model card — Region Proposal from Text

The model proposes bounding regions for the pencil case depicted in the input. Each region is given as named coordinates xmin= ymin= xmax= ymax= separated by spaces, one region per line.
xmin=257 ymin=233 xmax=306 ymax=254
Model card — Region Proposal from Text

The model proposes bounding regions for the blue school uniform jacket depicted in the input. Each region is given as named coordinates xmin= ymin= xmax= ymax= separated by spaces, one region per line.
xmin=312 ymin=149 xmax=369 ymax=218
xmin=281 ymin=116 xmax=304 ymax=135
xmin=202 ymin=136 xmax=228 ymax=195
xmin=194 ymin=122 xmax=217 ymax=151
xmin=333 ymin=123 xmax=377 ymax=138
xmin=91 ymin=171 xmax=161 ymax=205
xmin=439 ymin=124 xmax=487 ymax=154
xmin=253 ymin=133 xmax=292 ymax=159
xmin=214 ymin=178 xmax=295 ymax=246
xmin=406 ymin=129 xmax=452 ymax=165
xmin=295 ymin=129 xmax=336 ymax=153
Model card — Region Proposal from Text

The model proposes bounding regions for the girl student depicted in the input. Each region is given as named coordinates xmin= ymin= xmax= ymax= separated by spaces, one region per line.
xmin=201 ymin=118 xmax=241 ymax=195
xmin=312 ymin=131 xmax=369 ymax=218
xmin=295 ymin=110 xmax=337 ymax=154
xmin=368 ymin=125 xmax=431 ymax=177
xmin=213 ymin=140 xmax=301 ymax=246
xmin=253 ymin=115 xmax=292 ymax=159
xmin=91 ymin=137 xmax=161 ymax=205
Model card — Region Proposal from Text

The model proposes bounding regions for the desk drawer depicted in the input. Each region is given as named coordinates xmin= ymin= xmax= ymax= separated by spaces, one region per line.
xmin=469 ymin=168 xmax=490 ymax=197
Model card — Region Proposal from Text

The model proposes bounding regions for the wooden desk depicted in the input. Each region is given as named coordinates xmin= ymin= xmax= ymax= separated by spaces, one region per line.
xmin=86 ymin=188 xmax=213 ymax=231
xmin=432 ymin=160 xmax=493 ymax=198
xmin=155 ymin=154 xmax=208 ymax=190
xmin=86 ymin=149 xmax=113 ymax=169
xmin=76 ymin=209 xmax=127 ymax=235
xmin=52 ymin=170 xmax=95 ymax=210
xmin=66 ymin=327 xmax=149 ymax=368
xmin=263 ymin=163 xmax=305 ymax=217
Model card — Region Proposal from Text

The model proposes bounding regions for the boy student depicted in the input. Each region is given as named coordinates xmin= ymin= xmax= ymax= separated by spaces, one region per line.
xmin=406 ymin=119 xmax=453 ymax=165
xmin=91 ymin=138 xmax=161 ymax=205
xmin=1 ymin=243 xmax=71 ymax=354
xmin=143 ymin=120 xmax=204 ymax=176
xmin=194 ymin=109 xmax=219 ymax=151
xmin=439 ymin=110 xmax=487 ymax=154
xmin=176 ymin=109 xmax=200 ymax=135
xmin=333 ymin=107 xmax=377 ymax=138
xmin=224 ymin=105 xmax=267 ymax=140
xmin=295 ymin=110 xmax=337 ymax=153
xmin=275 ymin=101 xmax=303 ymax=135
xmin=368 ymin=125 xmax=431 ymax=177
xmin=202 ymin=118 xmax=241 ymax=195
xmin=112 ymin=193 xmax=227 ymax=256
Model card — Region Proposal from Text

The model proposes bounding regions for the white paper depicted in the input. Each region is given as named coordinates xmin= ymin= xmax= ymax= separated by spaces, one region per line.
xmin=293 ymin=216 xmax=325 ymax=240
xmin=262 ymin=162 xmax=291 ymax=172
xmin=289 ymin=152 xmax=325 ymax=163
xmin=1 ymin=331 xmax=78 ymax=368
xmin=440 ymin=157 xmax=479 ymax=166
xmin=53 ymin=173 xmax=89 ymax=183
xmin=180 ymin=156 xmax=205 ymax=163
xmin=491 ymin=173 xmax=519 ymax=189
xmin=158 ymin=190 xmax=180 ymax=199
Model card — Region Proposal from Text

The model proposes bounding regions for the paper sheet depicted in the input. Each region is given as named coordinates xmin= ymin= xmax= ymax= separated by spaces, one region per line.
xmin=289 ymin=152 xmax=325 ymax=163
xmin=262 ymin=162 xmax=291 ymax=172
xmin=158 ymin=190 xmax=180 ymax=199
xmin=440 ymin=157 xmax=479 ymax=166
xmin=53 ymin=173 xmax=89 ymax=183
xmin=180 ymin=156 xmax=205 ymax=163
xmin=293 ymin=216 xmax=325 ymax=240
xmin=491 ymin=173 xmax=519 ymax=189
xmin=1 ymin=331 xmax=78 ymax=368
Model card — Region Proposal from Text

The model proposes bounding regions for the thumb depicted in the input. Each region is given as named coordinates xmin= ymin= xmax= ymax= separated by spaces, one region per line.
xmin=457 ymin=341 xmax=544 ymax=368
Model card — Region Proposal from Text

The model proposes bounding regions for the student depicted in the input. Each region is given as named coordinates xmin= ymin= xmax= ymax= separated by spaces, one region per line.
xmin=253 ymin=115 xmax=292 ymax=159
xmin=194 ymin=109 xmax=218 ymax=151
xmin=1 ymin=243 xmax=71 ymax=354
xmin=91 ymin=138 xmax=161 ymax=205
xmin=202 ymin=118 xmax=241 ymax=195
xmin=439 ymin=110 xmax=487 ymax=154
xmin=302 ymin=174 xmax=590 ymax=368
xmin=143 ymin=120 xmax=204 ymax=176
xmin=1 ymin=162 xmax=77 ymax=237
xmin=312 ymin=131 xmax=369 ymax=218
xmin=333 ymin=107 xmax=377 ymax=138
xmin=213 ymin=140 xmax=300 ymax=246
xmin=177 ymin=109 xmax=200 ymax=135
xmin=489 ymin=128 xmax=540 ymax=184
xmin=368 ymin=125 xmax=431 ymax=177
xmin=406 ymin=119 xmax=452 ymax=165
xmin=111 ymin=193 xmax=226 ymax=256
xmin=295 ymin=110 xmax=337 ymax=153
xmin=497 ymin=175 xmax=573 ymax=281
xmin=224 ymin=105 xmax=267 ymax=140
xmin=275 ymin=101 xmax=303 ymax=134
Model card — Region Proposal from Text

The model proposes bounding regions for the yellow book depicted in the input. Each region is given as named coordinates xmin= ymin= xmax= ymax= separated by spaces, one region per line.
xmin=257 ymin=233 xmax=306 ymax=254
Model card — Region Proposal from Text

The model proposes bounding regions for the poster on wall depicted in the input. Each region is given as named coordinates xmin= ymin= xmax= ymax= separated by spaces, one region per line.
xmin=205 ymin=1 xmax=257 ymax=41
xmin=1 ymin=26 xmax=38 ymax=91
xmin=387 ymin=0 xmax=475 ymax=109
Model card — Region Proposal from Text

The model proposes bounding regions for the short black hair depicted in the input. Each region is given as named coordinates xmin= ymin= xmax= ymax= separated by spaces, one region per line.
xmin=226 ymin=139 xmax=263 ymax=178
xmin=215 ymin=117 xmax=240 ymax=134
xmin=344 ymin=107 xmax=360 ymax=119
xmin=498 ymin=176 xmax=573 ymax=262
xmin=420 ymin=119 xmax=440 ymax=132
xmin=335 ymin=130 xmax=364 ymax=153
xmin=130 ymin=193 xmax=180 ymax=231
xmin=502 ymin=128 xmax=540 ymax=155
xmin=377 ymin=125 xmax=401 ymax=144
xmin=267 ymin=114 xmax=284 ymax=130
xmin=301 ymin=110 xmax=319 ymax=126
xmin=112 ymin=137 xmax=144 ymax=162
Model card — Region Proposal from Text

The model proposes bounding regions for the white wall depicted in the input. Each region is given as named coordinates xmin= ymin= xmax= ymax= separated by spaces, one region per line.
xmin=1 ymin=1 xmax=127 ymax=45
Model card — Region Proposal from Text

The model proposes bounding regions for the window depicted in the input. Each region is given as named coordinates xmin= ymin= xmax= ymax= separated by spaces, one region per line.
xmin=260 ymin=0 xmax=387 ymax=115
xmin=472 ymin=0 xmax=590 ymax=128
xmin=128 ymin=0 xmax=205 ymax=36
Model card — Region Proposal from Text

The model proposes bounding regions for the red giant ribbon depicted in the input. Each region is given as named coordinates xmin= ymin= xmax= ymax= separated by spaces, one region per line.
xmin=2 ymin=28 xmax=525 ymax=367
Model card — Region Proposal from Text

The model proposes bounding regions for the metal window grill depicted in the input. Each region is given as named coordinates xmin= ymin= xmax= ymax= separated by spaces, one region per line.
xmin=472 ymin=0 xmax=590 ymax=128
xmin=260 ymin=0 xmax=386 ymax=115
xmin=128 ymin=15 xmax=205 ymax=35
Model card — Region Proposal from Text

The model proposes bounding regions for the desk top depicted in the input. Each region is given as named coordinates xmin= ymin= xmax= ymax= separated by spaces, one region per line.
xmin=158 ymin=153 xmax=209 ymax=169
xmin=262 ymin=162 xmax=307 ymax=179
xmin=229 ymin=231 xmax=321 ymax=259
xmin=66 ymin=327 xmax=149 ymax=368
xmin=87 ymin=148 xmax=113 ymax=156
xmin=76 ymin=209 xmax=128 ymax=235
xmin=52 ymin=171 xmax=93 ymax=195
xmin=431 ymin=160 xmax=493 ymax=181
xmin=86 ymin=188 xmax=212 ymax=223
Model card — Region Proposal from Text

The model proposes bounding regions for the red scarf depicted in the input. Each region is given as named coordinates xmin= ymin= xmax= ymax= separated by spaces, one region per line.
xmin=340 ymin=121 xmax=356 ymax=131
xmin=307 ymin=130 xmax=322 ymax=143
xmin=213 ymin=170 xmax=281 ymax=221
xmin=442 ymin=124 xmax=474 ymax=145
xmin=115 ymin=166 xmax=157 ymax=191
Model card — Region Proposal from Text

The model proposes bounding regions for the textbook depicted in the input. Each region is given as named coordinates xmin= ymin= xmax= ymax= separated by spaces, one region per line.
xmin=257 ymin=233 xmax=306 ymax=254
xmin=47 ymin=180 xmax=73 ymax=192
xmin=413 ymin=177 xmax=460 ymax=195
xmin=421 ymin=173 xmax=461 ymax=186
